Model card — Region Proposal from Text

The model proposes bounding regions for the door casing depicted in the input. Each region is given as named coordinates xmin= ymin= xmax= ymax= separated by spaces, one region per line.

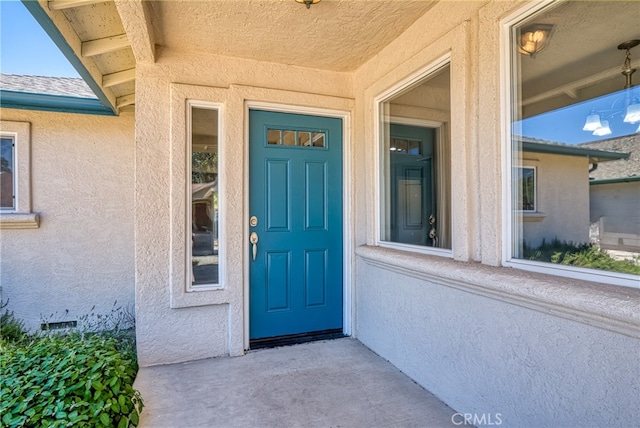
xmin=243 ymin=102 xmax=352 ymax=350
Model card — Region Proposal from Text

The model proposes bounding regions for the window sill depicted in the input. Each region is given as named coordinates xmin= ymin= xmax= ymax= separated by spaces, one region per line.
xmin=356 ymin=245 xmax=640 ymax=339
xmin=520 ymin=211 xmax=545 ymax=222
xmin=170 ymin=283 xmax=228 ymax=309
xmin=378 ymin=240 xmax=452 ymax=258
xmin=0 ymin=212 xmax=40 ymax=229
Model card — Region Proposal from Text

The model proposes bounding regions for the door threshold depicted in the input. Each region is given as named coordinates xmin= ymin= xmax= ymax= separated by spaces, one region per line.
xmin=250 ymin=329 xmax=345 ymax=350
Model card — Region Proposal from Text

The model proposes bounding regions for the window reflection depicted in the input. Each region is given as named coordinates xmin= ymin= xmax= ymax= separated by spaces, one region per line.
xmin=379 ymin=64 xmax=451 ymax=249
xmin=510 ymin=1 xmax=640 ymax=275
xmin=191 ymin=107 xmax=219 ymax=286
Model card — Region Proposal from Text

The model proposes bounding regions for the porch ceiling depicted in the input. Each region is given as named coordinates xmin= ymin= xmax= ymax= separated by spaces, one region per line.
xmin=147 ymin=0 xmax=438 ymax=72
xmin=35 ymin=0 xmax=640 ymax=116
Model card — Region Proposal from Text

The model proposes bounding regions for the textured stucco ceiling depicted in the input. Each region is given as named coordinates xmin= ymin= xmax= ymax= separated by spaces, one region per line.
xmin=148 ymin=0 xmax=437 ymax=72
xmin=519 ymin=0 xmax=640 ymax=113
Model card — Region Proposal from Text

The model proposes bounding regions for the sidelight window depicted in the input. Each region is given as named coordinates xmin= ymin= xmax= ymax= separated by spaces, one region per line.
xmin=190 ymin=106 xmax=220 ymax=287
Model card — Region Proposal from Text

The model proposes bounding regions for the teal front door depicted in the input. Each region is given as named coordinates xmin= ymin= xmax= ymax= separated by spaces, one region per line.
xmin=389 ymin=124 xmax=435 ymax=246
xmin=249 ymin=110 xmax=343 ymax=340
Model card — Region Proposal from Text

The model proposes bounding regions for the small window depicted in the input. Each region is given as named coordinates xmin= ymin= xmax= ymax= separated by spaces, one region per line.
xmin=190 ymin=106 xmax=220 ymax=286
xmin=0 ymin=120 xmax=35 ymax=228
xmin=266 ymin=128 xmax=326 ymax=148
xmin=379 ymin=63 xmax=451 ymax=250
xmin=515 ymin=166 xmax=536 ymax=212
xmin=0 ymin=137 xmax=15 ymax=210
xmin=507 ymin=2 xmax=640 ymax=281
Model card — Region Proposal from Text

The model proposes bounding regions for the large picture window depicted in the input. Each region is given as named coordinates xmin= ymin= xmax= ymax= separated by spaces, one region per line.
xmin=508 ymin=1 xmax=640 ymax=283
xmin=379 ymin=62 xmax=451 ymax=251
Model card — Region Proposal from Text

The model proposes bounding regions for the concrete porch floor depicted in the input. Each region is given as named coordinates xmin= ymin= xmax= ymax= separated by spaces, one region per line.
xmin=134 ymin=338 xmax=458 ymax=428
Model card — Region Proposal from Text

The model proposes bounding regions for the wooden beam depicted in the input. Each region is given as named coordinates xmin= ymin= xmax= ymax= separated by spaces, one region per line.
xmin=102 ymin=68 xmax=135 ymax=88
xmin=113 ymin=0 xmax=156 ymax=63
xmin=116 ymin=94 xmax=135 ymax=109
xmin=48 ymin=0 xmax=111 ymax=11
xmin=523 ymin=59 xmax=640 ymax=106
xmin=82 ymin=34 xmax=130 ymax=57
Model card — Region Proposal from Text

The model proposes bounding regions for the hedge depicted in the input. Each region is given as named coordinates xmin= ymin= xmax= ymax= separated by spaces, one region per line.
xmin=1 ymin=333 xmax=143 ymax=427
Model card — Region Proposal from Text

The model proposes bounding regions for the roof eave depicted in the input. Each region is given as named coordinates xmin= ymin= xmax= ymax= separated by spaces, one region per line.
xmin=589 ymin=176 xmax=640 ymax=185
xmin=21 ymin=0 xmax=118 ymax=115
xmin=521 ymin=141 xmax=629 ymax=163
xmin=0 ymin=90 xmax=115 ymax=116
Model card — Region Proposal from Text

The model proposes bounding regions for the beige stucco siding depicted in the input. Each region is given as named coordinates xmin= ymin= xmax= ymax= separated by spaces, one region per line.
xmin=134 ymin=52 xmax=353 ymax=366
xmin=131 ymin=1 xmax=639 ymax=424
xmin=351 ymin=1 xmax=639 ymax=426
xmin=0 ymin=109 xmax=134 ymax=331
xmin=519 ymin=152 xmax=590 ymax=248
xmin=590 ymin=181 xmax=640 ymax=235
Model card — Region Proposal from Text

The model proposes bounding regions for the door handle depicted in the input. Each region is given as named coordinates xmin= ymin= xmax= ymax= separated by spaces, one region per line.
xmin=250 ymin=232 xmax=259 ymax=261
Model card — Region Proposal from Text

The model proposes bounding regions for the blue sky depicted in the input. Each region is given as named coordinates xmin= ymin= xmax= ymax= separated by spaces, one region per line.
xmin=1 ymin=0 xmax=79 ymax=77
xmin=517 ymin=88 xmax=640 ymax=145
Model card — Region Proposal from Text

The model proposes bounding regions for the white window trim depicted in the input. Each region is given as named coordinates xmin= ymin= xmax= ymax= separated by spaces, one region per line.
xmin=186 ymin=101 xmax=224 ymax=292
xmin=500 ymin=0 xmax=639 ymax=289
xmin=169 ymin=83 xmax=232 ymax=308
xmin=374 ymin=54 xmax=453 ymax=258
xmin=0 ymin=120 xmax=38 ymax=229
xmin=0 ymin=136 xmax=16 ymax=211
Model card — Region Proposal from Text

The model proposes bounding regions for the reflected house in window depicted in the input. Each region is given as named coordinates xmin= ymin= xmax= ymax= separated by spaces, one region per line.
xmin=581 ymin=135 xmax=640 ymax=252
xmin=513 ymin=136 xmax=628 ymax=252
xmin=192 ymin=181 xmax=217 ymax=234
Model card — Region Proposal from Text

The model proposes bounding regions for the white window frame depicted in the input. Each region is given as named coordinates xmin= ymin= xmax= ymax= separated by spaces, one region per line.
xmin=186 ymin=101 xmax=224 ymax=292
xmin=169 ymin=84 xmax=230 ymax=309
xmin=374 ymin=54 xmax=453 ymax=258
xmin=500 ymin=0 xmax=639 ymax=289
xmin=0 ymin=135 xmax=16 ymax=211
xmin=0 ymin=120 xmax=38 ymax=229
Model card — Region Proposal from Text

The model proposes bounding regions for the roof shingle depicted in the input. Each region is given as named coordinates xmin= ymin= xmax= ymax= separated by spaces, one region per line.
xmin=580 ymin=135 xmax=640 ymax=180
xmin=0 ymin=73 xmax=96 ymax=99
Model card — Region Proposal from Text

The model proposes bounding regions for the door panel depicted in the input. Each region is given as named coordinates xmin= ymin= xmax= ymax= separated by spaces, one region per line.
xmin=249 ymin=110 xmax=343 ymax=340
xmin=266 ymin=159 xmax=290 ymax=231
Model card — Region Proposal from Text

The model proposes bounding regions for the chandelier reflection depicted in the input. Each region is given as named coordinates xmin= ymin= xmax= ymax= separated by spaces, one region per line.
xmin=583 ymin=40 xmax=640 ymax=136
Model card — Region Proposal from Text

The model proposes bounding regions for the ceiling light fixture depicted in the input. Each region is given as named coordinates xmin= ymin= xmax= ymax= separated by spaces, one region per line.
xmin=517 ymin=24 xmax=554 ymax=58
xmin=295 ymin=0 xmax=320 ymax=9
xmin=582 ymin=39 xmax=640 ymax=137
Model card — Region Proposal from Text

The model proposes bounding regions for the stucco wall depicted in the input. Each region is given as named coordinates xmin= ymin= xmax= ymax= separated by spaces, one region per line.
xmin=351 ymin=1 xmax=639 ymax=426
xmin=520 ymin=152 xmax=590 ymax=248
xmin=590 ymin=180 xmax=640 ymax=235
xmin=134 ymin=52 xmax=353 ymax=366
xmin=0 ymin=108 xmax=134 ymax=331
xmin=355 ymin=247 xmax=639 ymax=428
xmin=130 ymin=1 xmax=639 ymax=425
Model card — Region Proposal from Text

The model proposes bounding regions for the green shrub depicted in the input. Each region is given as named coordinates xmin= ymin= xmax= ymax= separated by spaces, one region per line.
xmin=1 ymin=333 xmax=143 ymax=427
xmin=523 ymin=238 xmax=640 ymax=275
xmin=0 ymin=301 xmax=29 ymax=345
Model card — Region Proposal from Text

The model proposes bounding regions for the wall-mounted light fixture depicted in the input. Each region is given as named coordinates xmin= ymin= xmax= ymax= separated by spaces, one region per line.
xmin=517 ymin=24 xmax=554 ymax=58
xmin=582 ymin=39 xmax=640 ymax=136
xmin=295 ymin=0 xmax=320 ymax=9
